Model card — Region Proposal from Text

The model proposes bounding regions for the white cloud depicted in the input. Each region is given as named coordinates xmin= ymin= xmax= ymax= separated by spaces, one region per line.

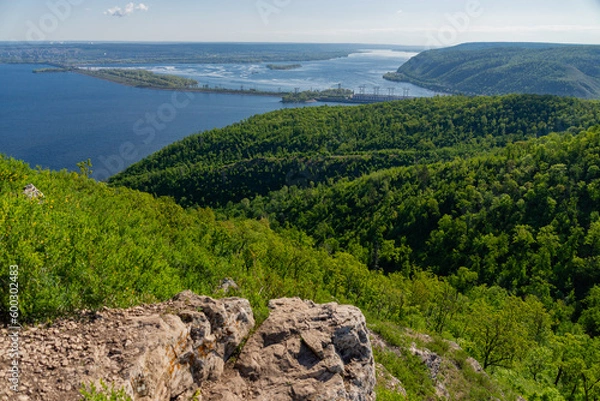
xmin=104 ymin=3 xmax=149 ymax=17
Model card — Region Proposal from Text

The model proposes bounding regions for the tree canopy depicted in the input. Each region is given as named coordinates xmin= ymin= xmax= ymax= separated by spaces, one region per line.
xmin=110 ymin=94 xmax=600 ymax=207
xmin=384 ymin=43 xmax=600 ymax=99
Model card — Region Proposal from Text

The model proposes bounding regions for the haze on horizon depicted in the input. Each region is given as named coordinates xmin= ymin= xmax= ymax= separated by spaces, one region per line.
xmin=0 ymin=0 xmax=599 ymax=46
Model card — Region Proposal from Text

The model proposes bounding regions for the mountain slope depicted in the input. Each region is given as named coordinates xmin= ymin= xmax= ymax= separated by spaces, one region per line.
xmin=110 ymin=95 xmax=600 ymax=207
xmin=384 ymin=43 xmax=600 ymax=99
xmin=227 ymin=126 xmax=600 ymax=314
xmin=0 ymin=154 xmax=548 ymax=400
xmin=3 ymin=114 xmax=600 ymax=399
xmin=0 ymin=155 xmax=370 ymax=323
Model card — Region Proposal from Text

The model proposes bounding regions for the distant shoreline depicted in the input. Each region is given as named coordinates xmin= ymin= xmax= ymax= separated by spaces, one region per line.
xmin=79 ymin=70 xmax=285 ymax=97
xmin=383 ymin=72 xmax=456 ymax=96
xmin=30 ymin=64 xmax=421 ymax=104
xmin=35 ymin=66 xmax=288 ymax=98
xmin=267 ymin=64 xmax=302 ymax=71
xmin=74 ymin=69 xmax=372 ymax=102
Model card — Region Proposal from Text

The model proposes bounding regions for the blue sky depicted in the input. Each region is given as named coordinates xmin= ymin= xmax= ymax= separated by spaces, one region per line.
xmin=0 ymin=0 xmax=599 ymax=45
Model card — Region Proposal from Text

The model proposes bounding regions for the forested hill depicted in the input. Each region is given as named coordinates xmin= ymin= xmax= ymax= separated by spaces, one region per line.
xmin=4 ymin=147 xmax=598 ymax=400
xmin=110 ymin=95 xmax=600 ymax=207
xmin=384 ymin=43 xmax=600 ymax=99
xmin=227 ymin=126 xmax=600 ymax=312
xmin=6 ymin=94 xmax=600 ymax=399
xmin=0 ymin=42 xmax=424 ymax=66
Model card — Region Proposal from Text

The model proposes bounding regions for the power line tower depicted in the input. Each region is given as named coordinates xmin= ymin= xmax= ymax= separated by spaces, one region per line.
xmin=403 ymin=88 xmax=410 ymax=98
xmin=359 ymin=85 xmax=366 ymax=95
xmin=388 ymin=88 xmax=395 ymax=97
xmin=373 ymin=86 xmax=380 ymax=96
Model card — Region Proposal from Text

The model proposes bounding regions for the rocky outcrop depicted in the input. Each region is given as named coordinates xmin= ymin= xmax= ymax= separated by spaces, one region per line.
xmin=202 ymin=298 xmax=376 ymax=401
xmin=375 ymin=362 xmax=407 ymax=398
xmin=23 ymin=184 xmax=44 ymax=200
xmin=217 ymin=278 xmax=239 ymax=294
xmin=370 ymin=329 xmax=501 ymax=401
xmin=0 ymin=293 xmax=376 ymax=401
xmin=409 ymin=343 xmax=449 ymax=399
xmin=0 ymin=291 xmax=254 ymax=401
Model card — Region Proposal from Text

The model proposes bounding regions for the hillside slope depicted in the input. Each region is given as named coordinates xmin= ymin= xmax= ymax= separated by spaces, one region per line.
xmin=229 ymin=126 xmax=600 ymax=311
xmin=384 ymin=43 xmax=600 ymax=99
xmin=3 ymin=124 xmax=600 ymax=399
xmin=110 ymin=95 xmax=600 ymax=207
xmin=222 ymin=125 xmax=600 ymax=399
xmin=0 ymin=155 xmax=533 ymax=400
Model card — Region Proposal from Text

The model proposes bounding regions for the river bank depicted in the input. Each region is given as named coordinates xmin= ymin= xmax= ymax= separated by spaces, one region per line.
xmin=35 ymin=66 xmax=289 ymax=97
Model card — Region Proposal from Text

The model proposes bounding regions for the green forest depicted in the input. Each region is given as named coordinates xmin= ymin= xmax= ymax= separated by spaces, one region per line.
xmin=384 ymin=43 xmax=600 ymax=99
xmin=78 ymin=68 xmax=199 ymax=90
xmin=0 ymin=42 xmax=372 ymax=66
xmin=4 ymin=94 xmax=600 ymax=400
xmin=282 ymin=87 xmax=354 ymax=103
xmin=229 ymin=128 xmax=600 ymax=316
xmin=111 ymin=95 xmax=600 ymax=207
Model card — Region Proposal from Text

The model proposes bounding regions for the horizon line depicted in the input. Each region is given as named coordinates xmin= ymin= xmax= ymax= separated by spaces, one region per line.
xmin=0 ymin=40 xmax=598 ymax=47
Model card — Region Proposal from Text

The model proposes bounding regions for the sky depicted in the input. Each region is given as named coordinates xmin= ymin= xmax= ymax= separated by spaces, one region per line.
xmin=0 ymin=0 xmax=599 ymax=46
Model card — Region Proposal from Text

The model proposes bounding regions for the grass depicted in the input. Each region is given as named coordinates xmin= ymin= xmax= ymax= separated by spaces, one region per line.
xmin=79 ymin=380 xmax=132 ymax=401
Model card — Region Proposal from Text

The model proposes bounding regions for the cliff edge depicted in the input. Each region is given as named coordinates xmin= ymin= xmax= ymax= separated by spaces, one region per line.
xmin=0 ymin=291 xmax=376 ymax=401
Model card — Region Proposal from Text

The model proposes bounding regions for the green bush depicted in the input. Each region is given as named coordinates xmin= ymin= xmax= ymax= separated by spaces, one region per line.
xmin=79 ymin=380 xmax=132 ymax=401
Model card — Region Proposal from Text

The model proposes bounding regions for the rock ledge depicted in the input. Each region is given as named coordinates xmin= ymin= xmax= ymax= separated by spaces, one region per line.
xmin=0 ymin=293 xmax=376 ymax=401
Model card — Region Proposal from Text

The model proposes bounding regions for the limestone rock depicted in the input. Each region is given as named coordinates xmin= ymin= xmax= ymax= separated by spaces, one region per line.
xmin=0 ymin=294 xmax=376 ymax=401
xmin=218 ymin=278 xmax=240 ymax=294
xmin=375 ymin=362 xmax=407 ymax=399
xmin=410 ymin=342 xmax=442 ymax=380
xmin=466 ymin=357 xmax=484 ymax=374
xmin=0 ymin=291 xmax=254 ymax=401
xmin=409 ymin=342 xmax=450 ymax=399
xmin=23 ymin=184 xmax=44 ymax=200
xmin=203 ymin=298 xmax=376 ymax=401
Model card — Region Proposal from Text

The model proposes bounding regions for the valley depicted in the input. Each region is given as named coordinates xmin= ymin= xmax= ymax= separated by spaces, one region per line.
xmin=1 ymin=36 xmax=600 ymax=401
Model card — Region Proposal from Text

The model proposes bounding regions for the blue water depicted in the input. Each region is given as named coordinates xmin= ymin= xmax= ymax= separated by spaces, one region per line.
xmin=95 ymin=49 xmax=436 ymax=96
xmin=0 ymin=49 xmax=431 ymax=179
xmin=0 ymin=64 xmax=334 ymax=180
